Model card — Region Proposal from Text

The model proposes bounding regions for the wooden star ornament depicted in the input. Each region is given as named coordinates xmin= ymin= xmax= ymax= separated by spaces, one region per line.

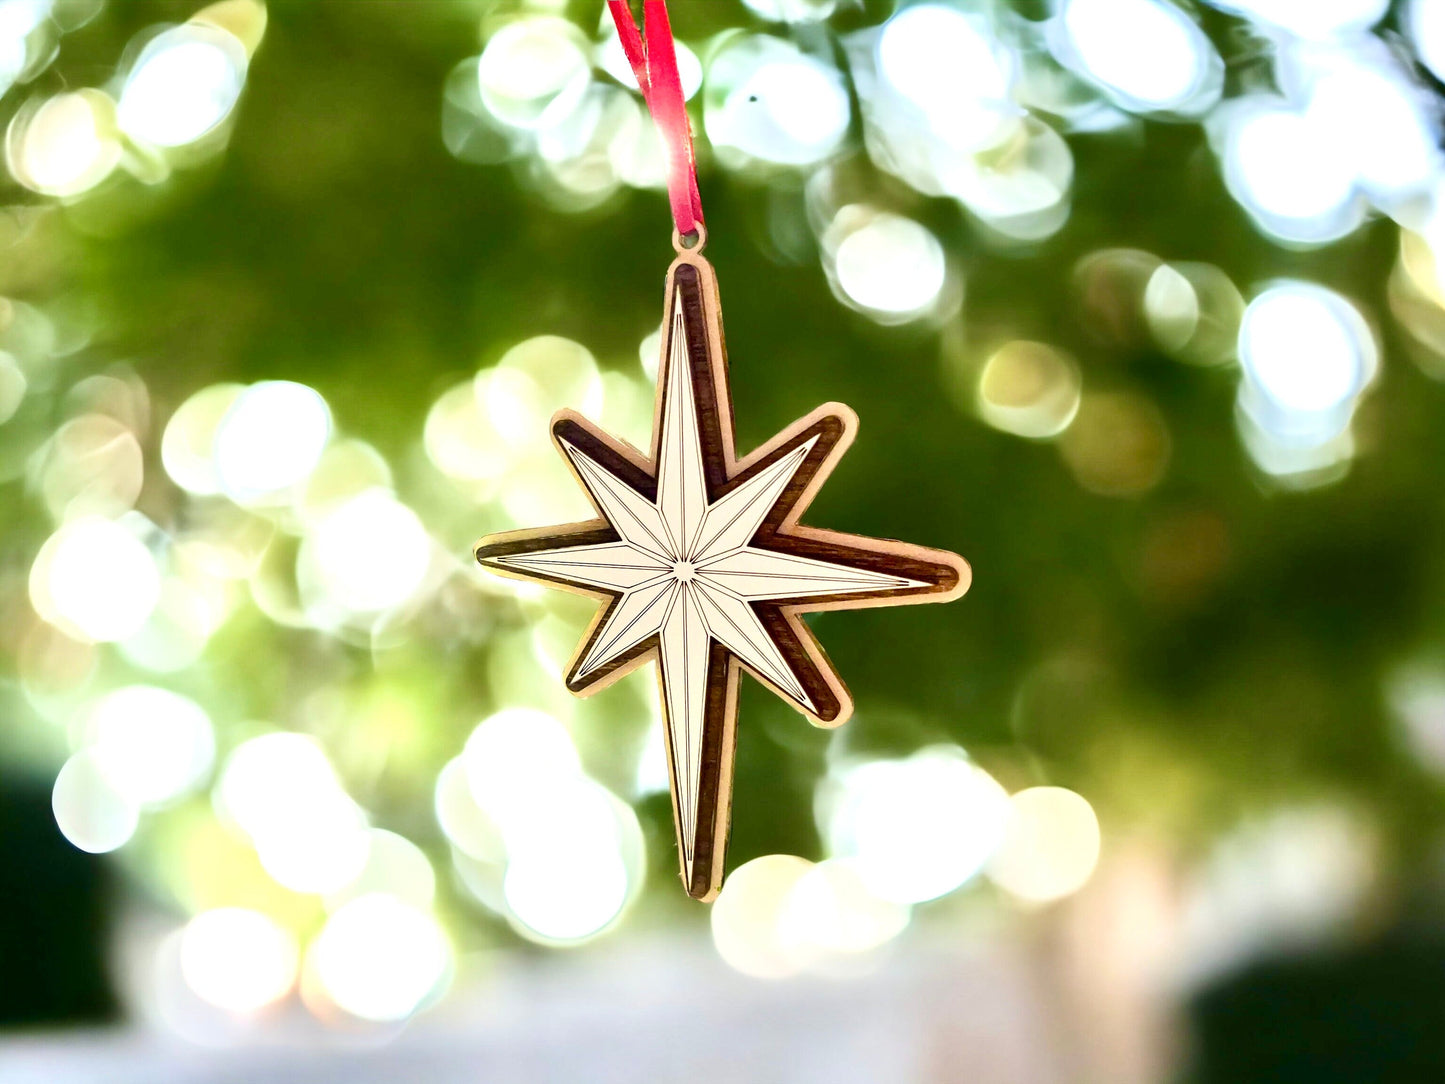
xmin=475 ymin=248 xmax=970 ymax=901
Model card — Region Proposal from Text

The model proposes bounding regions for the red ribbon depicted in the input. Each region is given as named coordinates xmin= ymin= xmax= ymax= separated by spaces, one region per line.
xmin=606 ymin=0 xmax=704 ymax=239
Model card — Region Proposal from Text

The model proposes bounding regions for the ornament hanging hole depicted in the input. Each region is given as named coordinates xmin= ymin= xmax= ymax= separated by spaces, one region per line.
xmin=673 ymin=226 xmax=706 ymax=254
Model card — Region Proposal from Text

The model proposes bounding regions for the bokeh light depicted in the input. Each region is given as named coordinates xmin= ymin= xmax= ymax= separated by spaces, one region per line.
xmin=477 ymin=16 xmax=590 ymax=132
xmin=463 ymin=707 xmax=581 ymax=820
xmin=1212 ymin=0 xmax=1388 ymax=40
xmin=598 ymin=26 xmax=701 ymax=101
xmin=741 ymin=0 xmax=836 ymax=22
xmin=976 ymin=341 xmax=1081 ymax=440
xmin=117 ymin=23 xmax=248 ymax=148
xmin=52 ymin=749 xmax=139 ymax=854
xmin=453 ymin=708 xmax=641 ymax=945
xmin=0 ymin=0 xmax=50 ymax=96
xmin=819 ymin=747 xmax=1010 ymax=905
xmin=876 ymin=4 xmax=1016 ymax=154
xmin=214 ymin=380 xmax=331 ymax=503
xmin=711 ymin=854 xmax=815 ymax=979
xmin=5 ymin=89 xmax=121 ymax=197
xmin=1057 ymin=0 xmax=1220 ymax=115
xmin=85 ymin=685 xmax=215 ymax=807
xmin=778 ymin=858 xmax=910 ymax=959
xmin=216 ymin=732 xmax=370 ymax=895
xmin=309 ymin=893 xmax=450 ymax=1023
xmin=329 ymin=829 xmax=436 ymax=913
xmin=705 ymin=36 xmax=849 ymax=167
xmin=1059 ymin=392 xmax=1171 ymax=498
xmin=1409 ymin=0 xmax=1445 ymax=83
xmin=36 ymin=413 xmax=144 ymax=521
xmin=1292 ymin=45 xmax=1438 ymax=203
xmin=987 ymin=787 xmax=1102 ymax=904
xmin=179 ymin=908 xmax=299 ymax=1014
xmin=30 ymin=515 xmax=161 ymax=642
xmin=1220 ymin=99 xmax=1361 ymax=244
xmin=501 ymin=780 xmax=634 ymax=944
xmin=1237 ymin=282 xmax=1376 ymax=459
xmin=298 ymin=487 xmax=432 ymax=616
xmin=160 ymin=383 xmax=243 ymax=497
xmin=0 ymin=348 xmax=26 ymax=423
xmin=824 ymin=207 xmax=946 ymax=323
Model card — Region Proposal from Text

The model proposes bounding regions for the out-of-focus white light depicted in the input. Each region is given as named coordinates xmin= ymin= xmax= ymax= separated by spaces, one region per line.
xmin=496 ymin=335 xmax=604 ymax=434
xmin=1 ymin=40 xmax=24 ymax=92
xmin=1 ymin=0 xmax=49 ymax=98
xmin=120 ymin=569 xmax=231 ymax=674
xmin=86 ymin=685 xmax=214 ymax=807
xmin=215 ymin=731 xmax=329 ymax=820
xmin=311 ymin=894 xmax=449 ymax=1022
xmin=604 ymin=90 xmax=666 ymax=189
xmin=117 ymin=24 xmax=247 ymax=148
xmin=424 ymin=381 xmax=508 ymax=487
xmin=295 ymin=438 xmax=392 ymax=528
xmin=217 ymin=732 xmax=370 ymax=895
xmin=30 ymin=516 xmax=161 ymax=642
xmin=52 ymin=750 xmax=139 ymax=853
xmin=711 ymin=854 xmax=815 ymax=978
xmin=454 ymin=708 xmax=638 ymax=943
xmin=1060 ymin=0 xmax=1217 ymax=113
xmin=876 ymin=4 xmax=1017 ymax=152
xmin=598 ymin=370 xmax=654 ymax=459
xmin=1301 ymin=56 xmax=1438 ymax=200
xmin=742 ymin=0 xmax=836 ymax=22
xmin=179 ymin=908 xmax=299 ymax=1013
xmin=820 ymin=746 xmax=1010 ymax=905
xmin=299 ymin=488 xmax=431 ymax=614
xmin=1178 ymin=806 xmax=1375 ymax=984
xmin=1237 ymin=411 xmax=1356 ymax=484
xmin=987 ymin=787 xmax=1101 ymax=903
xmin=829 ymin=211 xmax=945 ymax=320
xmin=1410 ymin=0 xmax=1445 ymax=83
xmin=0 ymin=349 xmax=27 ymax=423
xmin=946 ymin=117 xmax=1074 ymax=240
xmin=633 ymin=714 xmax=671 ymax=798
xmin=214 ymin=381 xmax=331 ymax=502
xmin=533 ymin=82 xmax=631 ymax=204
xmin=5 ymin=89 xmax=122 ymax=197
xmin=477 ymin=16 xmax=590 ymax=130
xmin=434 ymin=757 xmax=506 ymax=863
xmin=1238 ymin=282 xmax=1375 ymax=439
xmin=39 ymin=414 xmax=144 ymax=521
xmin=1212 ymin=0 xmax=1388 ymax=39
xmin=502 ymin=780 xmax=633 ymax=943
xmin=976 ymin=340 xmax=1082 ymax=440
xmin=462 ymin=707 xmax=582 ymax=823
xmin=1222 ymin=103 xmax=1359 ymax=243
xmin=1390 ymin=668 xmax=1445 ymax=777
xmin=707 ymin=43 xmax=850 ymax=166
xmin=161 ymin=383 xmax=244 ymax=496
xmin=778 ymin=858 xmax=910 ymax=958
xmin=638 ymin=327 xmax=662 ymax=382
xmin=456 ymin=336 xmax=604 ymax=513
xmin=598 ymin=33 xmax=701 ymax=101
xmin=328 ymin=829 xmax=436 ymax=912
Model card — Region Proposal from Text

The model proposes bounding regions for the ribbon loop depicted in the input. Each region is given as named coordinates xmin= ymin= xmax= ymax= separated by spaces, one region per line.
xmin=607 ymin=0 xmax=704 ymax=239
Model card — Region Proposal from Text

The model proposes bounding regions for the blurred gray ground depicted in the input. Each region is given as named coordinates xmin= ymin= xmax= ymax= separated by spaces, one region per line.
xmin=0 ymin=936 xmax=1072 ymax=1084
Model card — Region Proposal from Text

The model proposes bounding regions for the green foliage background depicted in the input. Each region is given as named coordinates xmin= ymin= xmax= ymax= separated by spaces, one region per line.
xmin=5 ymin=0 xmax=1445 ymax=958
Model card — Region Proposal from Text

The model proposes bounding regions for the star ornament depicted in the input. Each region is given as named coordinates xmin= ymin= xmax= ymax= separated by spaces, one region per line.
xmin=475 ymin=250 xmax=970 ymax=900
